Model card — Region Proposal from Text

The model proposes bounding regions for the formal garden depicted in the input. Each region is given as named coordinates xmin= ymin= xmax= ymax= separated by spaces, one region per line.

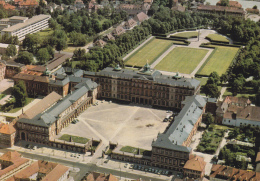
xmin=206 ymin=34 xmax=229 ymax=43
xmin=125 ymin=38 xmax=173 ymax=67
xmin=196 ymin=124 xmax=226 ymax=154
xmin=154 ymin=47 xmax=208 ymax=74
xmin=170 ymin=31 xmax=199 ymax=39
xmin=197 ymin=45 xmax=240 ymax=76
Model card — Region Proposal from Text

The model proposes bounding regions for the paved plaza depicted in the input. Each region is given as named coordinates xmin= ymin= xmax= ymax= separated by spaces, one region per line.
xmin=57 ymin=101 xmax=170 ymax=150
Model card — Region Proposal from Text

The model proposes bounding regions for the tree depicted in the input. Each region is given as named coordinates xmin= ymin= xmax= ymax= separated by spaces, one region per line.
xmin=204 ymin=83 xmax=220 ymax=98
xmin=22 ymin=34 xmax=42 ymax=54
xmin=220 ymin=0 xmax=229 ymax=6
xmin=36 ymin=48 xmax=50 ymax=64
xmin=204 ymin=112 xmax=214 ymax=127
xmin=231 ymin=74 xmax=245 ymax=96
xmin=15 ymin=51 xmax=34 ymax=65
xmin=56 ymin=39 xmax=67 ymax=52
xmin=6 ymin=44 xmax=17 ymax=57
xmin=253 ymin=5 xmax=258 ymax=9
xmin=220 ymin=73 xmax=228 ymax=83
xmin=12 ymin=81 xmax=27 ymax=107
xmin=69 ymin=31 xmax=87 ymax=46
xmin=48 ymin=18 xmax=59 ymax=30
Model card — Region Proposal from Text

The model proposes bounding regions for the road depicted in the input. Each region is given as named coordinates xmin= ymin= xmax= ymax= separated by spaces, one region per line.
xmin=0 ymin=148 xmax=166 ymax=181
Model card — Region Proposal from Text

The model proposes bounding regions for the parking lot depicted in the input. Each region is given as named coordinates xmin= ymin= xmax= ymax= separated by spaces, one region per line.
xmin=57 ymin=101 xmax=170 ymax=150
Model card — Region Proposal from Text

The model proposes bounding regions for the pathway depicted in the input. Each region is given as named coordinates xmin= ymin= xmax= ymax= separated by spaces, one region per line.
xmin=150 ymin=44 xmax=175 ymax=68
xmin=190 ymin=48 xmax=213 ymax=77
xmin=219 ymin=86 xmax=227 ymax=101
xmin=123 ymin=36 xmax=154 ymax=61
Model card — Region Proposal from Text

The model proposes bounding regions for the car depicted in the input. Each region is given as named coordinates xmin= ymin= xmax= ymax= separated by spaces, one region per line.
xmin=129 ymin=164 xmax=133 ymax=169
xmin=163 ymin=118 xmax=168 ymax=122
xmin=138 ymin=165 xmax=141 ymax=170
xmin=33 ymin=146 xmax=37 ymax=150
xmin=166 ymin=110 xmax=171 ymax=113
xmin=133 ymin=165 xmax=137 ymax=169
xmin=104 ymin=160 xmax=109 ymax=163
xmin=162 ymin=170 xmax=166 ymax=175
xmin=141 ymin=166 xmax=144 ymax=171
xmin=158 ymin=170 xmax=162 ymax=175
xmin=165 ymin=171 xmax=169 ymax=175
xmin=155 ymin=170 xmax=159 ymax=174
xmin=144 ymin=168 xmax=148 ymax=172
xmin=72 ymin=120 xmax=76 ymax=124
xmin=74 ymin=154 xmax=76 ymax=157
xmin=124 ymin=163 xmax=128 ymax=168
xmin=151 ymin=168 xmax=155 ymax=173
xmin=148 ymin=168 xmax=152 ymax=172
xmin=70 ymin=154 xmax=73 ymax=157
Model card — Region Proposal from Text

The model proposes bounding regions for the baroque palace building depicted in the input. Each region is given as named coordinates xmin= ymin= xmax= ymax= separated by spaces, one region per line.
xmin=84 ymin=64 xmax=200 ymax=109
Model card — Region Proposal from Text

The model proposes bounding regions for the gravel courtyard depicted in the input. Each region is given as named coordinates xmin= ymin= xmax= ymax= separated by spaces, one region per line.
xmin=57 ymin=101 xmax=170 ymax=150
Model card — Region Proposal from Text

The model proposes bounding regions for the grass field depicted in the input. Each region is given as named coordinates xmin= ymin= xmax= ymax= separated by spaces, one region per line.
xmin=154 ymin=47 xmax=208 ymax=74
xmin=206 ymin=34 xmax=229 ymax=43
xmin=59 ymin=134 xmax=89 ymax=144
xmin=125 ymin=38 xmax=173 ymax=67
xmin=120 ymin=146 xmax=147 ymax=155
xmin=8 ymin=97 xmax=34 ymax=113
xmin=171 ymin=31 xmax=198 ymax=38
xmin=197 ymin=46 xmax=239 ymax=76
xmin=36 ymin=28 xmax=54 ymax=38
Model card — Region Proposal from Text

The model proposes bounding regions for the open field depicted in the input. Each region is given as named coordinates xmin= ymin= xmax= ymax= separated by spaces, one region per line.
xmin=197 ymin=45 xmax=239 ymax=76
xmin=125 ymin=38 xmax=173 ymax=67
xmin=154 ymin=47 xmax=208 ymax=74
xmin=171 ymin=31 xmax=198 ymax=38
xmin=206 ymin=34 xmax=229 ymax=43
xmin=57 ymin=101 xmax=169 ymax=150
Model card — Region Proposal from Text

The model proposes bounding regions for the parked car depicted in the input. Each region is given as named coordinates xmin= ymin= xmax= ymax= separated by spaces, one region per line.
xmin=151 ymin=168 xmax=155 ymax=173
xmin=158 ymin=170 xmax=162 ymax=175
xmin=104 ymin=160 xmax=109 ymax=163
xmin=129 ymin=164 xmax=133 ymax=169
xmin=124 ymin=163 xmax=128 ymax=168
xmin=148 ymin=167 xmax=152 ymax=172
xmin=155 ymin=170 xmax=159 ymax=174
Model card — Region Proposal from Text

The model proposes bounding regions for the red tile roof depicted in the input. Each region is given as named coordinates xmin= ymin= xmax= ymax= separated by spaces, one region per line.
xmin=0 ymin=123 xmax=16 ymax=135
xmin=184 ymin=155 xmax=206 ymax=172
xmin=216 ymin=0 xmax=242 ymax=8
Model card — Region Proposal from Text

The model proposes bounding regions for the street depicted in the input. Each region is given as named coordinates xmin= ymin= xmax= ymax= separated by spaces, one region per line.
xmin=0 ymin=148 xmax=168 ymax=181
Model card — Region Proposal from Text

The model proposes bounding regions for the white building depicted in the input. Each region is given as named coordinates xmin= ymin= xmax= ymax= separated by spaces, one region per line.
xmin=1 ymin=14 xmax=51 ymax=41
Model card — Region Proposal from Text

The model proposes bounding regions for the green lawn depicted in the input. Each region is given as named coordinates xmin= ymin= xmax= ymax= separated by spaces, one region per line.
xmin=120 ymin=146 xmax=147 ymax=155
xmin=155 ymin=47 xmax=208 ymax=74
xmin=195 ymin=77 xmax=208 ymax=86
xmin=0 ymin=94 xmax=6 ymax=100
xmin=125 ymin=38 xmax=173 ymax=67
xmin=36 ymin=28 xmax=54 ymax=38
xmin=59 ymin=134 xmax=89 ymax=144
xmin=206 ymin=34 xmax=229 ymax=43
xmin=7 ymin=97 xmax=34 ymax=113
xmin=223 ymin=87 xmax=256 ymax=99
xmin=197 ymin=46 xmax=239 ymax=76
xmin=171 ymin=31 xmax=198 ymax=38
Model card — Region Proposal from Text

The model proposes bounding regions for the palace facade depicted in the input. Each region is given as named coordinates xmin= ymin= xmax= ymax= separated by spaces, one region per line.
xmin=84 ymin=64 xmax=200 ymax=109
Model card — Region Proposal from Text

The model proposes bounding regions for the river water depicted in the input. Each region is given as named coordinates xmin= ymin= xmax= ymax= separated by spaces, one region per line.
xmin=205 ymin=0 xmax=260 ymax=9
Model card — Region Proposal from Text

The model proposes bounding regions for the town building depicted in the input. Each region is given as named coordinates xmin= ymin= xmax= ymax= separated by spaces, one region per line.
xmin=115 ymin=3 xmax=150 ymax=16
xmin=104 ymin=33 xmax=115 ymax=41
xmin=0 ymin=0 xmax=16 ymax=10
xmin=14 ymin=0 xmax=38 ymax=9
xmin=183 ymin=155 xmax=206 ymax=179
xmin=124 ymin=18 xmax=137 ymax=30
xmin=74 ymin=0 xmax=85 ymax=9
xmin=7 ymin=160 xmax=70 ymax=181
xmin=112 ymin=25 xmax=126 ymax=37
xmin=46 ymin=53 xmax=72 ymax=73
xmin=151 ymin=95 xmax=206 ymax=171
xmin=0 ymin=62 xmax=6 ymax=81
xmin=0 ymin=43 xmax=19 ymax=56
xmin=83 ymin=172 xmax=118 ymax=181
xmin=94 ymin=39 xmax=107 ymax=48
xmin=216 ymin=0 xmax=242 ymax=8
xmin=84 ymin=64 xmax=200 ymax=109
xmin=16 ymin=79 xmax=98 ymax=146
xmin=0 ymin=151 xmax=30 ymax=181
xmin=0 ymin=122 xmax=16 ymax=147
xmin=133 ymin=12 xmax=149 ymax=25
xmin=0 ymin=60 xmax=26 ymax=78
xmin=215 ymin=96 xmax=260 ymax=127
xmin=1 ymin=14 xmax=51 ymax=41
xmin=246 ymin=8 xmax=259 ymax=14
xmin=209 ymin=164 xmax=260 ymax=180
xmin=197 ymin=5 xmax=246 ymax=18
xmin=172 ymin=5 xmax=186 ymax=12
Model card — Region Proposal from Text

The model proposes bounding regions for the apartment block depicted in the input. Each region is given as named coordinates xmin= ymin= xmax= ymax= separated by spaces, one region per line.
xmin=1 ymin=14 xmax=51 ymax=40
